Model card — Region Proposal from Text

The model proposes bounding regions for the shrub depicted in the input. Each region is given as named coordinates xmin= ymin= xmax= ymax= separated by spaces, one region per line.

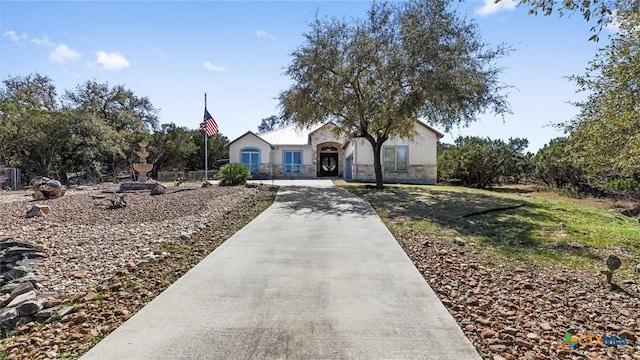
xmin=607 ymin=178 xmax=640 ymax=192
xmin=218 ymin=163 xmax=249 ymax=186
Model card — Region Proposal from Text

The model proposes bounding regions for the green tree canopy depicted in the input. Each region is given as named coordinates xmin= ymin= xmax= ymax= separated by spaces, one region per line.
xmin=63 ymin=80 xmax=159 ymax=133
xmin=501 ymin=0 xmax=639 ymax=40
xmin=565 ymin=10 xmax=640 ymax=181
xmin=279 ymin=0 xmax=511 ymax=188
xmin=533 ymin=137 xmax=585 ymax=190
xmin=438 ymin=136 xmax=531 ymax=188
xmin=257 ymin=115 xmax=281 ymax=133
xmin=0 ymin=73 xmax=58 ymax=111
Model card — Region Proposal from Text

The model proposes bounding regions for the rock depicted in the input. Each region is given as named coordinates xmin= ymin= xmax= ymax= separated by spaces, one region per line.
xmin=0 ymin=239 xmax=42 ymax=250
xmin=0 ymin=282 xmax=20 ymax=294
xmin=35 ymin=204 xmax=51 ymax=214
xmin=526 ymin=332 xmax=539 ymax=340
xmin=2 ymin=266 xmax=29 ymax=281
xmin=32 ymin=177 xmax=65 ymax=199
xmin=58 ymin=306 xmax=75 ymax=318
xmin=34 ymin=307 xmax=58 ymax=319
xmin=32 ymin=190 xmax=46 ymax=200
xmin=9 ymin=282 xmax=34 ymax=298
xmin=0 ymin=307 xmax=18 ymax=328
xmin=454 ymin=237 xmax=466 ymax=246
xmin=619 ymin=329 xmax=635 ymax=342
xmin=489 ymin=344 xmax=507 ymax=352
xmin=25 ymin=205 xmax=46 ymax=218
xmin=65 ymin=311 xmax=87 ymax=324
xmin=5 ymin=245 xmax=45 ymax=254
xmin=6 ymin=290 xmax=36 ymax=307
xmin=150 ymin=182 xmax=167 ymax=196
xmin=514 ymin=338 xmax=533 ymax=349
xmin=179 ymin=232 xmax=191 ymax=241
xmin=108 ymin=194 xmax=127 ymax=209
xmin=606 ymin=323 xmax=622 ymax=332
xmin=503 ymin=327 xmax=518 ymax=336
xmin=18 ymin=300 xmax=42 ymax=316
xmin=480 ymin=328 xmax=498 ymax=338
xmin=83 ymin=290 xmax=97 ymax=301
xmin=539 ymin=322 xmax=553 ymax=331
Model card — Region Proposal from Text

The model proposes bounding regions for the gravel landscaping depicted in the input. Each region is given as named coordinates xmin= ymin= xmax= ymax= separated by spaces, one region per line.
xmin=399 ymin=233 xmax=640 ymax=360
xmin=0 ymin=183 xmax=278 ymax=359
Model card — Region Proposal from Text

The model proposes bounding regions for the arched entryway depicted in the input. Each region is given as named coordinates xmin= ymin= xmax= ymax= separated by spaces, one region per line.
xmin=318 ymin=145 xmax=339 ymax=177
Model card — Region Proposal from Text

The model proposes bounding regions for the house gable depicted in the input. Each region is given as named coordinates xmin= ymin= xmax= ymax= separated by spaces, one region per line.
xmin=227 ymin=132 xmax=274 ymax=169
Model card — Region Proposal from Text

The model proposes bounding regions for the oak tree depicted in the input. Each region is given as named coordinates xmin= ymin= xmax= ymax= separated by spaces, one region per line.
xmin=279 ymin=0 xmax=511 ymax=188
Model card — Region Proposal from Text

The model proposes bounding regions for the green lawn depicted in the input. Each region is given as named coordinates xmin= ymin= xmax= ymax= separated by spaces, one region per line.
xmin=340 ymin=182 xmax=640 ymax=271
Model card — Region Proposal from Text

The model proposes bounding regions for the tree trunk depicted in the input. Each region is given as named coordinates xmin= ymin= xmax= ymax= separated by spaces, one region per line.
xmin=372 ymin=141 xmax=384 ymax=189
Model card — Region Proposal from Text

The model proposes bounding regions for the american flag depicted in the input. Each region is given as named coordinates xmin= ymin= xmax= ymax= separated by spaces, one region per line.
xmin=201 ymin=109 xmax=219 ymax=137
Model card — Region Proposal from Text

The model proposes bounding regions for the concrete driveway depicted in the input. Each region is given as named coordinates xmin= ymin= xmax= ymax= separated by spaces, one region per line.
xmin=82 ymin=182 xmax=480 ymax=359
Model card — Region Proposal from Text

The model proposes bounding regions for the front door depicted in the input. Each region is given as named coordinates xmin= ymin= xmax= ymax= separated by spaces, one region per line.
xmin=319 ymin=153 xmax=339 ymax=177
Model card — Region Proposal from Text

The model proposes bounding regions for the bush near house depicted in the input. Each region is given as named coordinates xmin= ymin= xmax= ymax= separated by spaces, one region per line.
xmin=218 ymin=163 xmax=249 ymax=186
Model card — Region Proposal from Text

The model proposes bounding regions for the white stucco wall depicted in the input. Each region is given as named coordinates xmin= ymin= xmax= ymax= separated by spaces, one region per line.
xmin=228 ymin=133 xmax=272 ymax=164
xmin=352 ymin=123 xmax=437 ymax=167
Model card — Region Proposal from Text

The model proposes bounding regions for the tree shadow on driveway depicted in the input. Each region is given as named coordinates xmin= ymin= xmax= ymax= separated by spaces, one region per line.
xmin=273 ymin=186 xmax=375 ymax=218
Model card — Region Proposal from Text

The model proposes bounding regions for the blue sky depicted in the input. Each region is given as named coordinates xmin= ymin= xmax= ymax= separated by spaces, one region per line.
xmin=1 ymin=1 xmax=611 ymax=152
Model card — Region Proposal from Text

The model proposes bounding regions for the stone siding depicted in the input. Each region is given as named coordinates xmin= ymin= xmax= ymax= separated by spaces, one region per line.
xmin=271 ymin=164 xmax=316 ymax=179
xmin=353 ymin=164 xmax=437 ymax=184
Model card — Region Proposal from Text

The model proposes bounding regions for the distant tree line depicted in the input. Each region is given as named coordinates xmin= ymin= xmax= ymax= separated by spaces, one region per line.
xmin=438 ymin=134 xmax=639 ymax=198
xmin=0 ymin=73 xmax=229 ymax=185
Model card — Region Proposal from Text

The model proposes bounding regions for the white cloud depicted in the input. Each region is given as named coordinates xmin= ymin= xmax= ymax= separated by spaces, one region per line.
xmin=50 ymin=44 xmax=81 ymax=63
xmin=3 ymin=30 xmax=27 ymax=43
xmin=96 ymin=51 xmax=130 ymax=70
xmin=476 ymin=0 xmax=518 ymax=16
xmin=256 ymin=30 xmax=275 ymax=40
xmin=203 ymin=61 xmax=225 ymax=71
xmin=604 ymin=11 xmax=620 ymax=33
xmin=32 ymin=37 xmax=54 ymax=47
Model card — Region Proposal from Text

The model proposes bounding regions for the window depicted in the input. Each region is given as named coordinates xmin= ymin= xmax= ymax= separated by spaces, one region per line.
xmin=240 ymin=148 xmax=260 ymax=173
xmin=384 ymin=147 xmax=408 ymax=171
xmin=283 ymin=150 xmax=302 ymax=173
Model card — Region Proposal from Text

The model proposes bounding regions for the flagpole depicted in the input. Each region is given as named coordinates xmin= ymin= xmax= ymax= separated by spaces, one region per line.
xmin=204 ymin=92 xmax=208 ymax=182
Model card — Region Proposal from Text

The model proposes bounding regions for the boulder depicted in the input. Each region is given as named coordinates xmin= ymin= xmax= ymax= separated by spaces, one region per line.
xmin=9 ymin=282 xmax=34 ymax=299
xmin=32 ymin=177 xmax=65 ymax=199
xmin=150 ymin=182 xmax=167 ymax=196
xmin=32 ymin=190 xmax=46 ymax=200
xmin=18 ymin=300 xmax=42 ymax=316
xmin=25 ymin=204 xmax=51 ymax=218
